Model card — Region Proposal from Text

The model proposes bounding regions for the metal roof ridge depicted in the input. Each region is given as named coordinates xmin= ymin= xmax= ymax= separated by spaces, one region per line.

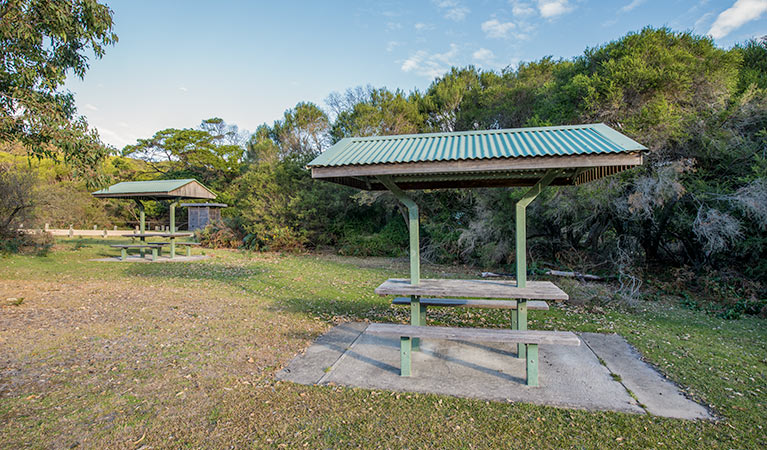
xmin=343 ymin=123 xmax=607 ymax=142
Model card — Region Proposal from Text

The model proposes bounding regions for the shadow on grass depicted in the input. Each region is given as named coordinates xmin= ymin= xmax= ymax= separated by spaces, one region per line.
xmin=122 ymin=261 xmax=271 ymax=295
xmin=275 ymin=295 xmax=396 ymax=323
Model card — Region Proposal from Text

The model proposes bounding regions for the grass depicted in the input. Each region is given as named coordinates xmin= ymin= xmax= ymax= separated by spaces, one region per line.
xmin=0 ymin=237 xmax=765 ymax=448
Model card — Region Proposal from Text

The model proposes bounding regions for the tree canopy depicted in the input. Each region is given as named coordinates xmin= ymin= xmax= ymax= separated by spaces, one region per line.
xmin=0 ymin=0 xmax=117 ymax=173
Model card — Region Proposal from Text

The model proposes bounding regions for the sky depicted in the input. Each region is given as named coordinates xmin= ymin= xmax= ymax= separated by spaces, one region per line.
xmin=64 ymin=0 xmax=767 ymax=149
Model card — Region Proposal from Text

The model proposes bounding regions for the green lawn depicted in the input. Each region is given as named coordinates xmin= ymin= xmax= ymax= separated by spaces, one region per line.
xmin=0 ymin=238 xmax=765 ymax=449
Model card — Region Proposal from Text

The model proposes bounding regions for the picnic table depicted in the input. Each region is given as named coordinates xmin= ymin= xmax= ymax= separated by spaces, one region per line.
xmin=122 ymin=232 xmax=195 ymax=258
xmin=376 ymin=278 xmax=569 ymax=371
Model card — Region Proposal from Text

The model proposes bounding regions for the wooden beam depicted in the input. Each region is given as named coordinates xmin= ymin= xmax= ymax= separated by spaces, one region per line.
xmin=311 ymin=152 xmax=643 ymax=179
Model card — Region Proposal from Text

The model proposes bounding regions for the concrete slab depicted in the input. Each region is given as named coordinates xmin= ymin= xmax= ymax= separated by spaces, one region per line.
xmin=90 ymin=255 xmax=210 ymax=263
xmin=277 ymin=322 xmax=367 ymax=384
xmin=278 ymin=323 xmax=711 ymax=419
xmin=581 ymin=333 xmax=712 ymax=420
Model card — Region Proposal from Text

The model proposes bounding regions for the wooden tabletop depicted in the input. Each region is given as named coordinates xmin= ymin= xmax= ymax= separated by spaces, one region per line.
xmin=375 ymin=278 xmax=568 ymax=301
xmin=122 ymin=232 xmax=194 ymax=238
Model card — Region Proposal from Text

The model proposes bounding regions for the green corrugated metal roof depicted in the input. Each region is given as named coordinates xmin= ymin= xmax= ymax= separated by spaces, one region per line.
xmin=308 ymin=123 xmax=646 ymax=168
xmin=92 ymin=179 xmax=196 ymax=195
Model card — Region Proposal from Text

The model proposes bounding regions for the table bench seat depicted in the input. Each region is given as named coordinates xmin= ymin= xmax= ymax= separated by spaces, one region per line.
xmin=173 ymin=241 xmax=200 ymax=256
xmin=366 ymin=323 xmax=580 ymax=386
xmin=392 ymin=297 xmax=549 ymax=310
xmin=110 ymin=244 xmax=162 ymax=261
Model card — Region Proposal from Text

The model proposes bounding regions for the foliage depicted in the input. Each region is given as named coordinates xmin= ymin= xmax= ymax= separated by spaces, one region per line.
xmin=122 ymin=118 xmax=244 ymax=188
xmin=12 ymin=26 xmax=767 ymax=306
xmin=0 ymin=0 xmax=117 ymax=176
xmin=196 ymin=220 xmax=241 ymax=249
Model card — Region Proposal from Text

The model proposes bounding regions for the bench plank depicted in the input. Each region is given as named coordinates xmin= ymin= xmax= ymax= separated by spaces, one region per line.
xmin=376 ymin=278 xmax=568 ymax=301
xmin=110 ymin=244 xmax=163 ymax=248
xmin=392 ymin=297 xmax=549 ymax=310
xmin=366 ymin=324 xmax=580 ymax=346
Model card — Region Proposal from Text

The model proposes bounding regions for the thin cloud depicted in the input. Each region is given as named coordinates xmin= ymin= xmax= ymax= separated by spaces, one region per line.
xmin=473 ymin=48 xmax=495 ymax=64
xmin=432 ymin=0 xmax=469 ymax=22
xmin=510 ymin=1 xmax=536 ymax=16
xmin=481 ymin=19 xmax=517 ymax=39
xmin=179 ymin=86 xmax=188 ymax=92
xmin=537 ymin=0 xmax=574 ymax=18
xmin=386 ymin=41 xmax=402 ymax=52
xmin=84 ymin=103 xmax=99 ymax=111
xmin=708 ymin=0 xmax=767 ymax=39
xmin=620 ymin=0 xmax=645 ymax=13
xmin=401 ymin=44 xmax=459 ymax=78
xmin=414 ymin=22 xmax=435 ymax=31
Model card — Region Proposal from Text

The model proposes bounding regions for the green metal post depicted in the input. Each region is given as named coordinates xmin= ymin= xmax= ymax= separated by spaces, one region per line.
xmin=526 ymin=343 xmax=539 ymax=387
xmin=120 ymin=248 xmax=127 ymax=260
xmin=378 ymin=176 xmax=423 ymax=355
xmin=516 ymin=170 xmax=558 ymax=288
xmin=514 ymin=170 xmax=557 ymax=358
xmin=135 ymin=200 xmax=146 ymax=258
xmin=169 ymin=200 xmax=178 ymax=258
xmin=517 ymin=300 xmax=528 ymax=358
xmin=400 ymin=336 xmax=412 ymax=376
xmin=377 ymin=176 xmax=420 ymax=285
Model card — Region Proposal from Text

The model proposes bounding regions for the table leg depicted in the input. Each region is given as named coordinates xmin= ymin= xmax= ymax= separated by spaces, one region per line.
xmin=517 ymin=300 xmax=527 ymax=359
xmin=170 ymin=238 xmax=176 ymax=258
xmin=186 ymin=246 xmax=191 ymax=257
xmin=120 ymin=248 xmax=126 ymax=260
xmin=151 ymin=247 xmax=158 ymax=261
xmin=400 ymin=336 xmax=412 ymax=376
xmin=526 ymin=343 xmax=539 ymax=386
xmin=410 ymin=295 xmax=425 ymax=351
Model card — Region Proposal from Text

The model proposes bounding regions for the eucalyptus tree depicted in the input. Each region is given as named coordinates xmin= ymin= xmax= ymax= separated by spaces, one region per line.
xmin=0 ymin=0 xmax=117 ymax=175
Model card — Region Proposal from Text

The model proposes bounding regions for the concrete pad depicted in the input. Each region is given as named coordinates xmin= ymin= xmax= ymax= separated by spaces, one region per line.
xmin=581 ymin=333 xmax=712 ymax=420
xmin=278 ymin=323 xmax=711 ymax=419
xmin=277 ymin=322 xmax=367 ymax=384
xmin=90 ymin=255 xmax=210 ymax=263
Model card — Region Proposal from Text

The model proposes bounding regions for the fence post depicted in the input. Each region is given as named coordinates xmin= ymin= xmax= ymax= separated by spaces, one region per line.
xmin=44 ymin=223 xmax=49 ymax=231
xmin=93 ymin=225 xmax=98 ymax=230
xmin=69 ymin=225 xmax=73 ymax=238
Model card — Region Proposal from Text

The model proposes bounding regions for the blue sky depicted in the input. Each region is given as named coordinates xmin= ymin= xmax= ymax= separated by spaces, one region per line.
xmin=64 ymin=0 xmax=767 ymax=149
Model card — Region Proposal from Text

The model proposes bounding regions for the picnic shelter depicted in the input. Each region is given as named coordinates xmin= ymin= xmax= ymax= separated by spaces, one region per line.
xmin=92 ymin=179 xmax=215 ymax=260
xmin=308 ymin=123 xmax=646 ymax=385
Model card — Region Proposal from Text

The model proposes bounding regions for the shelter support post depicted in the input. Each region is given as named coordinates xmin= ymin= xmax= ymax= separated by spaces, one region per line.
xmin=378 ymin=176 xmax=424 ymax=352
xmin=513 ymin=169 xmax=558 ymax=359
xmin=134 ymin=200 xmax=146 ymax=258
xmin=169 ymin=200 xmax=179 ymax=258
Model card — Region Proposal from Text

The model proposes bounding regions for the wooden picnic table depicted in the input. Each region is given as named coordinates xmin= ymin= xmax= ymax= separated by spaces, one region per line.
xmin=375 ymin=278 xmax=568 ymax=359
xmin=121 ymin=232 xmax=195 ymax=258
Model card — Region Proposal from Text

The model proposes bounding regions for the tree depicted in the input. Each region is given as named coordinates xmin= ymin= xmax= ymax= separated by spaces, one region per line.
xmin=0 ymin=0 xmax=118 ymax=174
xmin=272 ymin=102 xmax=330 ymax=161
xmin=420 ymin=66 xmax=481 ymax=132
xmin=123 ymin=120 xmax=244 ymax=187
xmin=330 ymin=87 xmax=424 ymax=140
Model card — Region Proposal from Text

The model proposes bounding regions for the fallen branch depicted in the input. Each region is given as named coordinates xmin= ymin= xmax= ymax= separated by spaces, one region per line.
xmin=480 ymin=270 xmax=607 ymax=281
xmin=543 ymin=269 xmax=605 ymax=281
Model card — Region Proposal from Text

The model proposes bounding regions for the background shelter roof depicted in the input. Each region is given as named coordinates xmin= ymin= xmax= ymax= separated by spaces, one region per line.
xmin=179 ymin=202 xmax=228 ymax=208
xmin=308 ymin=123 xmax=646 ymax=190
xmin=91 ymin=179 xmax=216 ymax=200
